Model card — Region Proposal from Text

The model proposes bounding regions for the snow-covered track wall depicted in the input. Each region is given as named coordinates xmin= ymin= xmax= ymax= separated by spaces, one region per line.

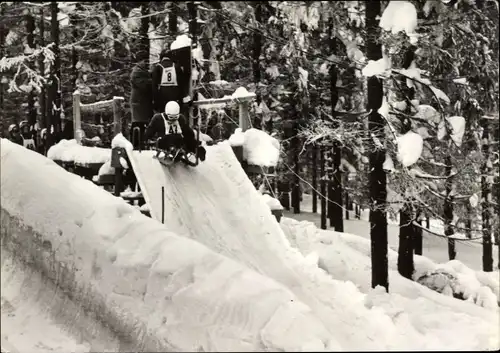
xmin=0 ymin=138 xmax=333 ymax=352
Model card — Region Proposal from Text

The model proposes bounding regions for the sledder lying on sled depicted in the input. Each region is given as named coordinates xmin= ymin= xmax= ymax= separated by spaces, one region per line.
xmin=144 ymin=101 xmax=206 ymax=167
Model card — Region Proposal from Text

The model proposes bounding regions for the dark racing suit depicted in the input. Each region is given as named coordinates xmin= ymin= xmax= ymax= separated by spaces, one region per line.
xmin=151 ymin=56 xmax=189 ymax=114
xmin=144 ymin=113 xmax=206 ymax=161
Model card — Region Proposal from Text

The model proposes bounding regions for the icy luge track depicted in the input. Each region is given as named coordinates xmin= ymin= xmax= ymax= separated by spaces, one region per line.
xmin=127 ymin=142 xmax=406 ymax=350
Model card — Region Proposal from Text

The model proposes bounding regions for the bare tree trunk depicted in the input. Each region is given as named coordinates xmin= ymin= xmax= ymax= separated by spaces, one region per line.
xmin=252 ymin=2 xmax=262 ymax=129
xmin=414 ymin=210 xmax=423 ymax=255
xmin=481 ymin=119 xmax=493 ymax=272
xmin=332 ymin=143 xmax=343 ymax=231
xmin=398 ymin=44 xmax=416 ymax=268
xmin=366 ymin=0 xmax=388 ymax=291
xmin=291 ymin=123 xmax=301 ymax=214
xmin=38 ymin=6 xmax=46 ymax=131
xmin=0 ymin=4 xmax=5 ymax=121
xmin=328 ymin=22 xmax=343 ymax=231
xmin=444 ymin=156 xmax=456 ymax=260
xmin=398 ymin=203 xmax=415 ymax=279
xmin=46 ymin=1 xmax=61 ymax=148
xmin=312 ymin=144 xmax=318 ymax=213
xmin=345 ymin=192 xmax=350 ymax=220
xmin=320 ymin=146 xmax=327 ymax=229
xmin=26 ymin=11 xmax=36 ymax=126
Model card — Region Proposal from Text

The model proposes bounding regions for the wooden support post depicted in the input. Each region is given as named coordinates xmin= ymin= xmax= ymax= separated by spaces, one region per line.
xmin=112 ymin=96 xmax=124 ymax=136
xmin=114 ymin=167 xmax=123 ymax=197
xmin=239 ymin=101 xmax=251 ymax=132
xmin=73 ymin=90 xmax=82 ymax=143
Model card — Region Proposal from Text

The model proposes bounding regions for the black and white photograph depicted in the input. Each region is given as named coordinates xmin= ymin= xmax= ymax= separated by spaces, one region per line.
xmin=0 ymin=0 xmax=499 ymax=351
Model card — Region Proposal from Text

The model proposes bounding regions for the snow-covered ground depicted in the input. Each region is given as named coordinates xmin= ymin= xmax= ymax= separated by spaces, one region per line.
xmin=290 ymin=194 xmax=499 ymax=271
xmin=1 ymin=138 xmax=499 ymax=351
xmin=280 ymin=217 xmax=499 ymax=348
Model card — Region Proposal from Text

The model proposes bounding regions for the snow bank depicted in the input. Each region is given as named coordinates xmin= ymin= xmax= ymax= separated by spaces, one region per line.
xmin=380 ymin=1 xmax=418 ymax=40
xmin=242 ymin=128 xmax=281 ymax=167
xmin=396 ymin=131 xmax=423 ymax=167
xmin=279 ymin=217 xmax=499 ymax=351
xmin=261 ymin=193 xmax=284 ymax=211
xmin=47 ymin=139 xmax=110 ymax=164
xmin=1 ymin=138 xmax=336 ymax=352
xmin=415 ymin=261 xmax=498 ymax=309
xmin=228 ymin=127 xmax=245 ymax=147
xmin=229 ymin=128 xmax=281 ymax=167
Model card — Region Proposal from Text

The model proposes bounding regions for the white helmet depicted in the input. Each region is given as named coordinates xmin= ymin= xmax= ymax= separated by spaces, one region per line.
xmin=165 ymin=101 xmax=180 ymax=121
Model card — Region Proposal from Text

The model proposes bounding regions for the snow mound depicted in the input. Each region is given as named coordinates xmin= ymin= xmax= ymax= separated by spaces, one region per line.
xmin=228 ymin=128 xmax=245 ymax=147
xmin=261 ymin=193 xmax=284 ymax=211
xmin=379 ymin=1 xmax=418 ymax=38
xmin=279 ymin=217 xmax=499 ymax=350
xmin=229 ymin=128 xmax=281 ymax=167
xmin=396 ymin=131 xmax=423 ymax=167
xmin=242 ymin=128 xmax=281 ymax=167
xmin=232 ymin=87 xmax=256 ymax=100
xmin=416 ymin=265 xmax=498 ymax=309
xmin=98 ymin=161 xmax=114 ymax=176
xmin=170 ymin=34 xmax=191 ymax=50
xmin=47 ymin=139 xmax=110 ymax=164
xmin=111 ymin=133 xmax=133 ymax=151
xmin=1 ymin=138 xmax=335 ymax=352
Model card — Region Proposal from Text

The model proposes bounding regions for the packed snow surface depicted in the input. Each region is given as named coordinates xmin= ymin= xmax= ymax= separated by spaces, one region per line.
xmin=1 ymin=138 xmax=335 ymax=352
xmin=47 ymin=139 xmax=110 ymax=164
xmin=396 ymin=131 xmax=423 ymax=167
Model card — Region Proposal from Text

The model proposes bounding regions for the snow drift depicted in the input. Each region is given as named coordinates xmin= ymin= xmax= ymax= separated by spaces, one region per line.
xmin=229 ymin=128 xmax=280 ymax=167
xmin=0 ymin=138 xmax=336 ymax=352
xmin=280 ymin=217 xmax=499 ymax=350
xmin=47 ymin=139 xmax=110 ymax=164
